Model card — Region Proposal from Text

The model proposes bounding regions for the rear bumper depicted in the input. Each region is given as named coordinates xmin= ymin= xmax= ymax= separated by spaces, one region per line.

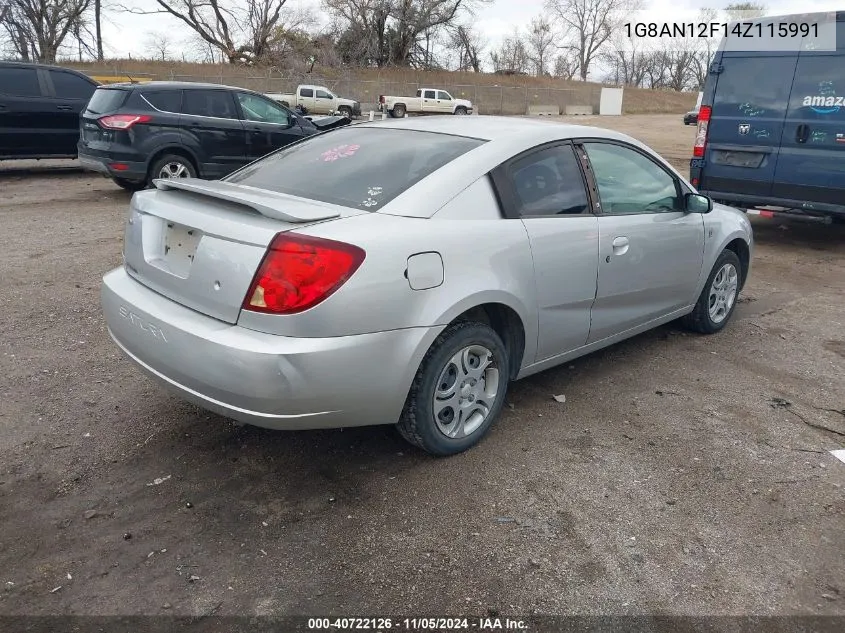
xmin=78 ymin=146 xmax=147 ymax=181
xmin=101 ymin=267 xmax=439 ymax=430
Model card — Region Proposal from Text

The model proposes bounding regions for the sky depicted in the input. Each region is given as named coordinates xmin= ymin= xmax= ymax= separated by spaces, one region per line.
xmin=95 ymin=0 xmax=842 ymax=65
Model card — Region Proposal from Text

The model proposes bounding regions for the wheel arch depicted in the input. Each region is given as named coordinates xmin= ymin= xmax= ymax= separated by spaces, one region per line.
xmin=147 ymin=145 xmax=200 ymax=179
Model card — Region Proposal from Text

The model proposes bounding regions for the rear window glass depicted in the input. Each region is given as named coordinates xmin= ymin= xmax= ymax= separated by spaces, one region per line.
xmin=712 ymin=56 xmax=795 ymax=117
xmin=225 ymin=127 xmax=485 ymax=210
xmin=142 ymin=90 xmax=182 ymax=112
xmin=86 ymin=88 xmax=128 ymax=114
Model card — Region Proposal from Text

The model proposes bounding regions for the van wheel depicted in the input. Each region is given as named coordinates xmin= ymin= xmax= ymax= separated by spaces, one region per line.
xmin=392 ymin=104 xmax=406 ymax=118
xmin=683 ymin=249 xmax=742 ymax=334
xmin=112 ymin=177 xmax=147 ymax=192
xmin=397 ymin=322 xmax=509 ymax=456
xmin=150 ymin=154 xmax=197 ymax=182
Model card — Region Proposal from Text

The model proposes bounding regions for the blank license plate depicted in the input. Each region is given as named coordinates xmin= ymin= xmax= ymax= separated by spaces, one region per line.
xmin=164 ymin=222 xmax=201 ymax=278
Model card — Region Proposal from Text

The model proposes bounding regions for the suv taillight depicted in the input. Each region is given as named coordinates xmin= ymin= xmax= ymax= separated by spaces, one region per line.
xmin=242 ymin=233 xmax=366 ymax=315
xmin=693 ymin=105 xmax=711 ymax=158
xmin=98 ymin=114 xmax=152 ymax=130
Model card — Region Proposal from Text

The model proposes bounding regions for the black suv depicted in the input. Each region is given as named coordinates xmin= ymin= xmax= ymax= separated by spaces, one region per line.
xmin=77 ymin=81 xmax=349 ymax=191
xmin=0 ymin=62 xmax=99 ymax=160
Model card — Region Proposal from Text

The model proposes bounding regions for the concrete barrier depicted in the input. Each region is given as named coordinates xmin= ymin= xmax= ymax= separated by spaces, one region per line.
xmin=527 ymin=104 xmax=560 ymax=116
xmin=368 ymin=111 xmax=374 ymax=121
xmin=565 ymin=105 xmax=594 ymax=115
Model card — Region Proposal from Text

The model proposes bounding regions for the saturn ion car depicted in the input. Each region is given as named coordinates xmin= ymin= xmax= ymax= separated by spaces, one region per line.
xmin=101 ymin=116 xmax=753 ymax=456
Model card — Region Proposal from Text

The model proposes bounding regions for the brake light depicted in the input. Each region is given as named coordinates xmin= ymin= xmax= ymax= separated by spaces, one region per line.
xmin=243 ymin=234 xmax=366 ymax=315
xmin=693 ymin=105 xmax=711 ymax=158
xmin=98 ymin=114 xmax=152 ymax=130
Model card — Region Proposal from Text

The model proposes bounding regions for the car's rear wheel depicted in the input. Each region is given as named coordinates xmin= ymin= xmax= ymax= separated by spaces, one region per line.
xmin=112 ymin=177 xmax=147 ymax=192
xmin=391 ymin=104 xmax=406 ymax=118
xmin=150 ymin=154 xmax=196 ymax=182
xmin=397 ymin=321 xmax=509 ymax=456
xmin=683 ymin=249 xmax=742 ymax=334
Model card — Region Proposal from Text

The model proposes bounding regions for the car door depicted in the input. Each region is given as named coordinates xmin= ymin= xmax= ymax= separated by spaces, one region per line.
xmin=44 ymin=68 xmax=98 ymax=156
xmin=298 ymin=87 xmax=316 ymax=112
xmin=770 ymin=21 xmax=845 ymax=210
xmin=314 ymin=88 xmax=337 ymax=113
xmin=436 ymin=91 xmax=454 ymax=113
xmin=493 ymin=142 xmax=599 ymax=363
xmin=422 ymin=90 xmax=437 ymax=112
xmin=180 ymin=89 xmax=246 ymax=178
xmin=580 ymin=141 xmax=705 ymax=344
xmin=0 ymin=65 xmax=50 ymax=158
xmin=234 ymin=92 xmax=305 ymax=160
xmin=700 ymin=51 xmax=797 ymax=198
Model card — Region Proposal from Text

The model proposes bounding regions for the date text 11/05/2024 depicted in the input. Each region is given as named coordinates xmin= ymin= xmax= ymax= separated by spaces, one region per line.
xmin=624 ymin=21 xmax=820 ymax=39
xmin=307 ymin=617 xmax=529 ymax=630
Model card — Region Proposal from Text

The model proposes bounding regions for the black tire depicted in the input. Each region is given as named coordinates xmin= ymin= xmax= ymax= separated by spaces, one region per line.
xmin=112 ymin=177 xmax=147 ymax=192
xmin=682 ymin=249 xmax=743 ymax=334
xmin=397 ymin=321 xmax=510 ymax=456
xmin=149 ymin=153 xmax=197 ymax=183
xmin=455 ymin=106 xmax=467 ymax=115
xmin=338 ymin=106 xmax=353 ymax=119
xmin=392 ymin=104 xmax=406 ymax=118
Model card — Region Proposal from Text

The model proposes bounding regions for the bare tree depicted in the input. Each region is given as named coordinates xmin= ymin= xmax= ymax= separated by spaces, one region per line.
xmin=323 ymin=0 xmax=491 ymax=68
xmin=144 ymin=30 xmax=173 ymax=60
xmin=93 ymin=0 xmax=103 ymax=60
xmin=123 ymin=0 xmax=292 ymax=64
xmin=545 ymin=0 xmax=641 ymax=81
xmin=448 ymin=23 xmax=484 ymax=72
xmin=525 ymin=14 xmax=556 ymax=76
xmin=1 ymin=0 xmax=92 ymax=62
xmin=552 ymin=52 xmax=577 ymax=80
xmin=489 ymin=30 xmax=529 ymax=74
xmin=724 ymin=2 xmax=767 ymax=20
xmin=601 ymin=31 xmax=649 ymax=86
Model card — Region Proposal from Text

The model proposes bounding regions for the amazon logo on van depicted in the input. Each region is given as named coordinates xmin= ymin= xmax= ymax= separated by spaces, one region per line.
xmin=802 ymin=95 xmax=845 ymax=109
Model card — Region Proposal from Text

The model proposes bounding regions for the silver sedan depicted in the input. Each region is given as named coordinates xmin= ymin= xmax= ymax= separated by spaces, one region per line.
xmin=101 ymin=116 xmax=753 ymax=456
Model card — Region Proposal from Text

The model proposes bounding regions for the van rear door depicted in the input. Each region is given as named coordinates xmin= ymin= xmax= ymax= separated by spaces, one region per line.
xmin=700 ymin=50 xmax=798 ymax=198
xmin=770 ymin=17 xmax=845 ymax=211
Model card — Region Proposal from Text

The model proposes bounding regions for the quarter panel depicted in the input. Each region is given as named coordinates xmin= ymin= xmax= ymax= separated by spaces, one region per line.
xmin=236 ymin=212 xmax=539 ymax=368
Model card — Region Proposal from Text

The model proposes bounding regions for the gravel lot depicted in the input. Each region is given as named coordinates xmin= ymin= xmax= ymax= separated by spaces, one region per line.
xmin=1 ymin=114 xmax=844 ymax=619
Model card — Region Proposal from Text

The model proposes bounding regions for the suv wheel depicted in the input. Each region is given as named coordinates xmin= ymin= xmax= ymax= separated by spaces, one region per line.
xmin=151 ymin=154 xmax=196 ymax=181
xmin=112 ymin=177 xmax=147 ymax=192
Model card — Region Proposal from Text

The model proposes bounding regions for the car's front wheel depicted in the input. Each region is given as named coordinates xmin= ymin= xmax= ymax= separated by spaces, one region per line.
xmin=683 ymin=249 xmax=742 ymax=334
xmin=397 ymin=321 xmax=509 ymax=456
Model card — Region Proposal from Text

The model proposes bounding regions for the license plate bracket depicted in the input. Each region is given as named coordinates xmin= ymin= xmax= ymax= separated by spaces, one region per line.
xmin=163 ymin=222 xmax=201 ymax=278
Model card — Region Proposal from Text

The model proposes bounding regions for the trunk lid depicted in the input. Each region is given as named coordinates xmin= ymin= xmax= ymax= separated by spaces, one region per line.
xmin=122 ymin=179 xmax=362 ymax=324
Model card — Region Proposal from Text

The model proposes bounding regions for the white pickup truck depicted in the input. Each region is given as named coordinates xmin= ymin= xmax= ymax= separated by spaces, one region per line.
xmin=378 ymin=89 xmax=473 ymax=118
xmin=266 ymin=85 xmax=361 ymax=118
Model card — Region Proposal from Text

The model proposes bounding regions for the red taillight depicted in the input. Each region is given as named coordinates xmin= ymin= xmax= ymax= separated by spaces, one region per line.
xmin=243 ymin=233 xmax=366 ymax=315
xmin=98 ymin=114 xmax=152 ymax=130
xmin=692 ymin=105 xmax=711 ymax=158
xmin=109 ymin=163 xmax=129 ymax=171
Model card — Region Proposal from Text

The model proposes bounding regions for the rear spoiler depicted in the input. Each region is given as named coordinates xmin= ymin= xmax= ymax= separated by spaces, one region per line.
xmin=152 ymin=179 xmax=341 ymax=222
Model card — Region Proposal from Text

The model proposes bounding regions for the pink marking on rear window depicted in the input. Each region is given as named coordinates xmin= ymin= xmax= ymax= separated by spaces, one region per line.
xmin=321 ymin=144 xmax=361 ymax=162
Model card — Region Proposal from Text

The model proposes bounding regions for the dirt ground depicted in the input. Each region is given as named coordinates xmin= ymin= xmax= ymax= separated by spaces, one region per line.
xmin=1 ymin=114 xmax=844 ymax=620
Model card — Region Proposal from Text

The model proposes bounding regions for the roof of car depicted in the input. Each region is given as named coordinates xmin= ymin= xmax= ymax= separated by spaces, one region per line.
xmin=0 ymin=61 xmax=92 ymax=75
xmin=100 ymin=81 xmax=252 ymax=92
xmin=357 ymin=115 xmax=635 ymax=145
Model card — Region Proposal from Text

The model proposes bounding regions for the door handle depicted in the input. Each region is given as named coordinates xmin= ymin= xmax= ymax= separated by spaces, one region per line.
xmin=796 ymin=124 xmax=810 ymax=144
xmin=611 ymin=236 xmax=630 ymax=257
xmin=57 ymin=105 xmax=73 ymax=111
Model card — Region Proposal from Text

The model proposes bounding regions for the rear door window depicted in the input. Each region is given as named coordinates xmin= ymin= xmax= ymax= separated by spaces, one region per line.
xmin=0 ymin=67 xmax=41 ymax=97
xmin=86 ymin=88 xmax=128 ymax=114
xmin=225 ymin=127 xmax=485 ymax=210
xmin=507 ymin=144 xmax=589 ymax=216
xmin=142 ymin=90 xmax=182 ymax=113
xmin=424 ymin=90 xmax=436 ymax=99
xmin=182 ymin=90 xmax=237 ymax=119
xmin=48 ymin=70 xmax=95 ymax=100
xmin=300 ymin=88 xmax=314 ymax=97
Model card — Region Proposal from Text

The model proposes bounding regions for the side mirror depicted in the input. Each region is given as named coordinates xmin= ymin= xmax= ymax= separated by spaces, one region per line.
xmin=685 ymin=192 xmax=713 ymax=214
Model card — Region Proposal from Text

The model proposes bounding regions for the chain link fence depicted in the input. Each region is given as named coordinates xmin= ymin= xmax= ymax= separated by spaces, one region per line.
xmin=79 ymin=66 xmax=602 ymax=115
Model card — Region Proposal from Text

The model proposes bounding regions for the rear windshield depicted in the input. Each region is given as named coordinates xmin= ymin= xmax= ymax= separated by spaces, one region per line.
xmin=225 ymin=127 xmax=485 ymax=210
xmin=86 ymin=88 xmax=128 ymax=114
